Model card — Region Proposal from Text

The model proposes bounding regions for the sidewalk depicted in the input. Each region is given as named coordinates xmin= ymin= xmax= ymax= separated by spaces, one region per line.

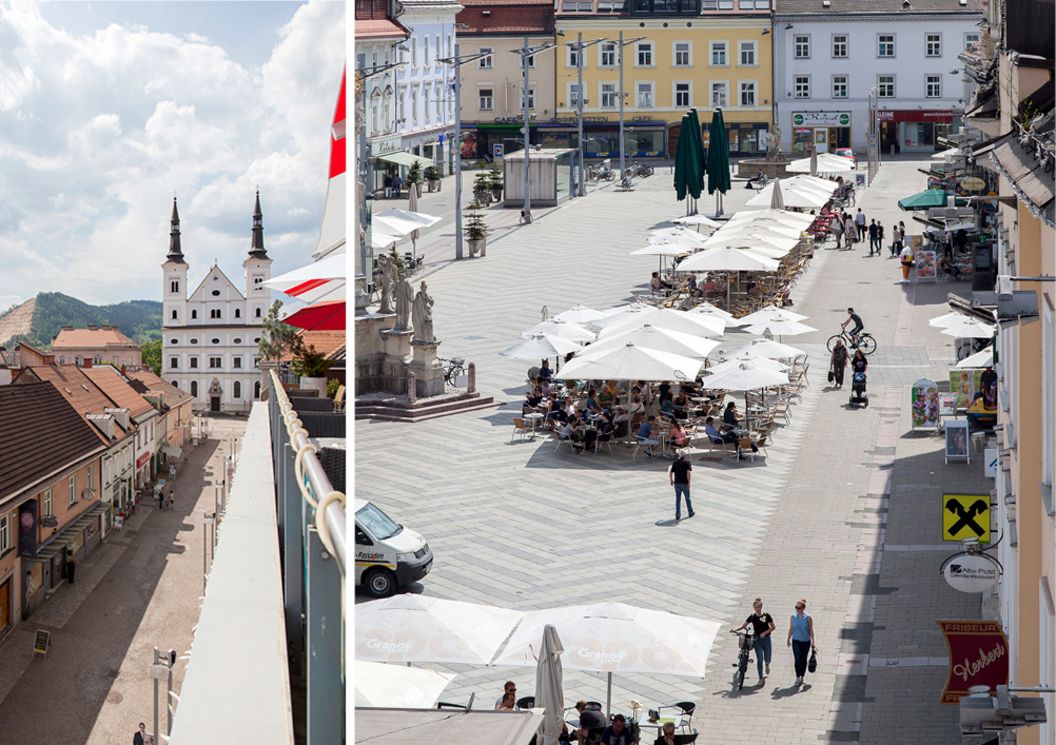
xmin=0 ymin=418 xmax=246 ymax=745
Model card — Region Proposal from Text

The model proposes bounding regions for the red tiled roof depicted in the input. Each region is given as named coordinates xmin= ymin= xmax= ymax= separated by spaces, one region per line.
xmin=52 ymin=326 xmax=138 ymax=349
xmin=0 ymin=382 xmax=105 ymax=503
xmin=17 ymin=365 xmax=133 ymax=445
xmin=81 ymin=366 xmax=154 ymax=418
xmin=355 ymin=19 xmax=410 ymax=38
xmin=126 ymin=370 xmax=194 ymax=409
xmin=456 ymin=3 xmax=555 ymax=33
xmin=280 ymin=331 xmax=346 ymax=363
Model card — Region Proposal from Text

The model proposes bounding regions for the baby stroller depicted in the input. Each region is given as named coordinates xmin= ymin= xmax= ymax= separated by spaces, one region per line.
xmin=848 ymin=371 xmax=868 ymax=407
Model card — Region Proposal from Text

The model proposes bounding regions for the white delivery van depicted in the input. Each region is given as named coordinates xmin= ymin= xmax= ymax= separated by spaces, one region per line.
xmin=354 ymin=499 xmax=433 ymax=597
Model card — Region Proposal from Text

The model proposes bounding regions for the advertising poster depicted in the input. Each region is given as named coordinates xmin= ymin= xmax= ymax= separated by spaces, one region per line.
xmin=911 ymin=378 xmax=940 ymax=429
xmin=945 ymin=419 xmax=970 ymax=463
xmin=937 ymin=620 xmax=1009 ymax=703
xmin=18 ymin=500 xmax=38 ymax=558
xmin=915 ymin=249 xmax=937 ymax=281
xmin=949 ymin=370 xmax=984 ymax=410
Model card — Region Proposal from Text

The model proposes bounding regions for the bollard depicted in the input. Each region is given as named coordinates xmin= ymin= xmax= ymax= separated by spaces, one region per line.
xmin=408 ymin=371 xmax=417 ymax=404
xmin=467 ymin=362 xmax=476 ymax=394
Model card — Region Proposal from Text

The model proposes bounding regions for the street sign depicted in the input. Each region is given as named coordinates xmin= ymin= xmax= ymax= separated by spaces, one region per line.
xmin=493 ymin=143 xmax=504 ymax=158
xmin=942 ymin=552 xmax=1001 ymax=593
xmin=943 ymin=493 xmax=991 ymax=542
xmin=984 ymin=448 xmax=998 ymax=478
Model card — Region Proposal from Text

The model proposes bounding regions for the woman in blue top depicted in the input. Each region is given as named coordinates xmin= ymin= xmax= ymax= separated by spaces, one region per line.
xmin=786 ymin=598 xmax=816 ymax=685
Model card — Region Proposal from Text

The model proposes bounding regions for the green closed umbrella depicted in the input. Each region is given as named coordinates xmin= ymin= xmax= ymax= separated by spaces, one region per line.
xmin=688 ymin=108 xmax=707 ymax=201
xmin=673 ymin=114 xmax=703 ymax=205
xmin=705 ymin=108 xmax=731 ymax=217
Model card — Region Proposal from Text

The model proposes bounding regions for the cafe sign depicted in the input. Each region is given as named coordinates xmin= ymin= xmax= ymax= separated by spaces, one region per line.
xmin=792 ymin=111 xmax=851 ymax=128
xmin=937 ymin=620 xmax=1009 ymax=704
xmin=942 ymin=551 xmax=1001 ymax=592
xmin=960 ymin=176 xmax=986 ymax=192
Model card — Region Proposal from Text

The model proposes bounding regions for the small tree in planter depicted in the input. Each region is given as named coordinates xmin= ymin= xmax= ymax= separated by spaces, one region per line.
xmin=473 ymin=171 xmax=492 ymax=205
xmin=465 ymin=200 xmax=488 ymax=257
xmin=406 ymin=161 xmax=423 ymax=197
xmin=291 ymin=337 xmax=333 ymax=395
xmin=424 ymin=165 xmax=440 ymax=192
xmin=488 ymin=163 xmax=503 ymax=201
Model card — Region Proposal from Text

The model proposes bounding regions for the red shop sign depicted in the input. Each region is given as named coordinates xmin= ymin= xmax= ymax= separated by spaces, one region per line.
xmin=876 ymin=110 xmax=955 ymax=123
xmin=135 ymin=451 xmax=151 ymax=468
xmin=937 ymin=620 xmax=1009 ymax=704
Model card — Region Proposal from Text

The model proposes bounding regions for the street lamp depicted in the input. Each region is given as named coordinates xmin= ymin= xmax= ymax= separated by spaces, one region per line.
xmin=509 ymin=37 xmax=558 ymax=224
xmin=615 ymin=33 xmax=646 ymax=186
xmin=867 ymin=86 xmax=880 ymax=186
xmin=566 ymin=35 xmax=608 ymax=196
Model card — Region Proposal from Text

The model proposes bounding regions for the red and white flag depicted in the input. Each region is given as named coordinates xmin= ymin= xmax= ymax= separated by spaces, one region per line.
xmin=313 ymin=67 xmax=346 ymax=259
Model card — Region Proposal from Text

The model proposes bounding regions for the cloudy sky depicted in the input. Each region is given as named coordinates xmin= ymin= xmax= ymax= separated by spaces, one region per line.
xmin=0 ymin=0 xmax=345 ymax=308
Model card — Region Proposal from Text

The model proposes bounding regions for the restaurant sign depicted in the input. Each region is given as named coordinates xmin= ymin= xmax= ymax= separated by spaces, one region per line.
xmin=876 ymin=109 xmax=955 ymax=123
xmin=942 ymin=551 xmax=1000 ymax=593
xmin=937 ymin=620 xmax=1009 ymax=704
xmin=792 ymin=112 xmax=851 ymax=128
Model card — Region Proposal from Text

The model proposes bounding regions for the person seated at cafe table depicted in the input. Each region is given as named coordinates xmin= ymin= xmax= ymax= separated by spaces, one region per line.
xmin=597 ymin=382 xmax=616 ymax=410
xmin=705 ymin=416 xmax=739 ymax=447
xmin=496 ymin=691 xmax=518 ymax=711
xmin=495 ymin=681 xmax=518 ymax=708
xmin=545 ymin=395 xmax=568 ymax=428
xmin=668 ymin=419 xmax=689 ymax=449
xmin=650 ymin=271 xmax=673 ymax=294
xmin=599 ymin=714 xmax=635 ymax=745
xmin=653 ymin=722 xmax=678 ymax=745
xmin=672 ymin=389 xmax=691 ymax=419
xmin=524 ymin=384 xmax=544 ymax=411
xmin=538 ymin=359 xmax=553 ymax=382
xmin=637 ymin=415 xmax=662 ymax=458
xmin=686 ymin=273 xmax=699 ymax=294
xmin=659 ymin=395 xmax=676 ymax=420
xmin=722 ymin=401 xmax=742 ymax=430
xmin=583 ymin=388 xmax=603 ymax=415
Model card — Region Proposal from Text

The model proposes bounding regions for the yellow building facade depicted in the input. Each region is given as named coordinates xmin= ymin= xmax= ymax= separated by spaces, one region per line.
xmin=554 ymin=7 xmax=773 ymax=159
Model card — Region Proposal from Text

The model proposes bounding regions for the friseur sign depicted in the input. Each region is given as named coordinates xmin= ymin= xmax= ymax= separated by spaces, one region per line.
xmin=937 ymin=620 xmax=1009 ymax=704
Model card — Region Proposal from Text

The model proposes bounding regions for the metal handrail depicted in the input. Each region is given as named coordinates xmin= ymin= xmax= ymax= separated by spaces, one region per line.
xmin=270 ymin=370 xmax=346 ymax=575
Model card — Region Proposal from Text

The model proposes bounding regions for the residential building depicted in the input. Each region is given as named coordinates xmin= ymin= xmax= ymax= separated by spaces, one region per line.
xmin=555 ymin=0 xmax=773 ymax=159
xmin=962 ymin=0 xmax=1055 ymax=742
xmin=455 ymin=0 xmax=556 ymax=161
xmin=356 ymin=0 xmax=411 ymax=184
xmin=0 ymin=382 xmax=105 ymax=635
xmin=127 ymin=370 xmax=194 ymax=460
xmin=160 ymin=195 xmax=270 ymax=414
xmin=394 ymin=0 xmax=462 ymax=174
xmin=51 ymin=325 xmax=142 ymax=369
xmin=14 ymin=363 xmax=137 ymax=517
xmin=773 ymin=0 xmax=983 ymax=155
xmin=82 ymin=365 xmax=159 ymax=490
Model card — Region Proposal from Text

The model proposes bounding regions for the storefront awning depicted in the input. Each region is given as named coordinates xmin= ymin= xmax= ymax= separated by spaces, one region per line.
xmin=898 ymin=189 xmax=950 ymax=210
xmin=161 ymin=444 xmax=182 ymax=459
xmin=375 ymin=151 xmax=434 ymax=169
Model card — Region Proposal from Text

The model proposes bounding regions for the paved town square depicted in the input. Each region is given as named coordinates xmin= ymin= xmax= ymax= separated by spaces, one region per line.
xmin=356 ymin=158 xmax=994 ymax=743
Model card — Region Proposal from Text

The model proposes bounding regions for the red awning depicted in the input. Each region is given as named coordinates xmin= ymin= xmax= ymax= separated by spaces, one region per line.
xmin=136 ymin=452 xmax=151 ymax=468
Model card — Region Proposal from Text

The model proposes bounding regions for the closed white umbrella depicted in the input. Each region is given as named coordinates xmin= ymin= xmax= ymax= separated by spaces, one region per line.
xmin=598 ymin=306 xmax=725 ymax=339
xmin=956 ymin=347 xmax=995 ymax=368
xmin=729 ymin=338 xmax=806 ymax=360
xmin=810 ymin=145 xmax=818 ymax=176
xmin=580 ymin=323 xmax=721 ymax=360
xmin=501 ymin=334 xmax=583 ymax=360
xmin=552 ymin=304 xmax=607 ymax=324
xmin=355 ymin=595 xmax=524 ymax=665
xmin=554 ymin=342 xmax=703 ymax=383
xmin=677 ymin=246 xmax=780 ymax=273
xmin=699 ymin=359 xmax=790 ymax=391
xmin=940 ymin=318 xmax=995 ymax=339
xmin=523 ymin=320 xmax=597 ymax=343
xmin=354 ymin=661 xmax=456 ymax=708
xmin=535 ymin=625 xmax=564 ymax=745
xmin=492 ymin=602 xmax=722 ymax=714
xmin=769 ymin=178 xmax=785 ymax=209
xmin=745 ymin=314 xmax=818 ymax=338
xmin=672 ymin=214 xmax=721 ymax=230
xmin=738 ymin=304 xmax=808 ymax=325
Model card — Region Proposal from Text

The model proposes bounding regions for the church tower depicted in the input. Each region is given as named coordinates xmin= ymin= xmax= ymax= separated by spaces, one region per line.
xmin=162 ymin=197 xmax=188 ymax=328
xmin=243 ymin=190 xmax=272 ymax=324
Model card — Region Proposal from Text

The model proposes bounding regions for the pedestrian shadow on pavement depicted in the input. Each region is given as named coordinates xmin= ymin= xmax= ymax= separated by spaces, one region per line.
xmin=654 ymin=518 xmax=681 ymax=527
xmin=770 ymin=683 xmax=812 ymax=698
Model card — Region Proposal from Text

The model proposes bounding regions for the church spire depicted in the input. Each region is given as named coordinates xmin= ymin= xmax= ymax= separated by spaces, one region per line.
xmin=166 ymin=197 xmax=186 ymax=264
xmin=248 ymin=190 xmax=269 ymax=260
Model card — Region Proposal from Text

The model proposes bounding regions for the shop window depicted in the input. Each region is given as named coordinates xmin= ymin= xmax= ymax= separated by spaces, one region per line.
xmin=479 ymin=89 xmax=493 ymax=111
xmin=636 ymin=82 xmax=654 ymax=108
xmin=739 ymin=82 xmax=755 ymax=107
xmin=636 ymin=42 xmax=653 ymax=67
xmin=739 ymin=41 xmax=756 ymax=66
xmin=877 ymin=34 xmax=895 ymax=57
xmin=832 ymin=75 xmax=848 ymax=98
xmin=794 ymin=35 xmax=810 ymax=59
xmin=710 ymin=81 xmax=727 ymax=108
xmin=925 ymin=33 xmax=941 ymax=57
xmin=478 ymin=48 xmax=492 ymax=69
xmin=674 ymin=42 xmax=691 ymax=67
xmin=925 ymin=75 xmax=942 ymax=98
xmin=600 ymin=42 xmax=617 ymax=67
xmin=832 ymin=34 xmax=848 ymax=58
xmin=877 ymin=75 xmax=895 ymax=97
xmin=674 ymin=82 xmax=691 ymax=107
xmin=794 ymin=76 xmax=810 ymax=98
xmin=601 ymin=83 xmax=618 ymax=108
xmin=710 ymin=41 xmax=727 ymax=65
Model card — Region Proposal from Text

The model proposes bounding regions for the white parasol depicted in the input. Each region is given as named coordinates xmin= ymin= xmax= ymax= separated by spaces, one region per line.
xmin=738 ymin=304 xmax=808 ymax=325
xmin=523 ymin=319 xmax=597 ymax=343
xmin=553 ymin=342 xmax=703 ymax=383
xmin=535 ymin=626 xmax=565 ymax=745
xmin=354 ymin=661 xmax=457 ymax=708
xmin=552 ymin=304 xmax=607 ymax=324
xmin=728 ymin=338 xmax=806 ymax=360
xmin=671 ymin=214 xmax=721 ymax=230
xmin=939 ymin=318 xmax=995 ymax=339
xmin=698 ymin=359 xmax=790 ymax=391
xmin=598 ymin=306 xmax=725 ymax=339
xmin=956 ymin=347 xmax=995 ymax=368
xmin=501 ymin=334 xmax=583 ymax=360
xmin=579 ymin=323 xmax=722 ymax=360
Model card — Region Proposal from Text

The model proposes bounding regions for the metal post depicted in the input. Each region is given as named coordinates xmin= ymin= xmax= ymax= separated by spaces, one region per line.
xmin=166 ymin=652 xmax=174 ymax=736
xmin=453 ymin=42 xmax=464 ymax=260
xmin=153 ymin=647 xmax=160 ymax=745
xmin=577 ymin=32 xmax=586 ymax=197
xmin=618 ymin=30 xmax=625 ymax=182
xmin=356 ymin=69 xmax=371 ymax=313
xmin=522 ymin=34 xmax=533 ymax=224
xmin=282 ymin=441 xmax=305 ymax=679
xmin=306 ymin=526 xmax=343 ymax=744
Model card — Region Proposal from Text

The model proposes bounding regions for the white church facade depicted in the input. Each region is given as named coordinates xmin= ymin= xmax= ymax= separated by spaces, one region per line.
xmin=161 ymin=194 xmax=272 ymax=414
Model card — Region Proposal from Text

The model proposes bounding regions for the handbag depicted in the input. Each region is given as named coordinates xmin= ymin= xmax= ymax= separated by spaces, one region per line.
xmin=827 ymin=369 xmax=835 ymax=383
xmin=808 ymin=647 xmax=818 ymax=674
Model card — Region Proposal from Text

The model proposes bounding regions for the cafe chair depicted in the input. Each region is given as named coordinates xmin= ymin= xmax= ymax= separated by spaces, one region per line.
xmin=516 ymin=696 xmax=536 ymax=710
xmin=594 ymin=430 xmax=614 ymax=455
xmin=510 ymin=417 xmax=533 ymax=443
xmin=553 ymin=430 xmax=575 ymax=452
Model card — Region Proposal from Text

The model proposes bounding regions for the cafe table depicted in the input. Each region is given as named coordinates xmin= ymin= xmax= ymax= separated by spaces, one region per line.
xmin=523 ymin=412 xmax=545 ymax=436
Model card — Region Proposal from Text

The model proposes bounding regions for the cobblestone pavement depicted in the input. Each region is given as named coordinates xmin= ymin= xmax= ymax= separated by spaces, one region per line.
xmin=0 ymin=418 xmax=245 ymax=745
xmin=355 ymin=159 xmax=990 ymax=743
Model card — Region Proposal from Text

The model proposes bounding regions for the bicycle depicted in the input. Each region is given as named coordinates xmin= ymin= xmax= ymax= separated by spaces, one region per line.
xmin=731 ymin=628 xmax=755 ymax=691
xmin=438 ymin=357 xmax=466 ymax=386
xmin=587 ymin=164 xmax=614 ymax=181
xmin=826 ymin=329 xmax=877 ymax=355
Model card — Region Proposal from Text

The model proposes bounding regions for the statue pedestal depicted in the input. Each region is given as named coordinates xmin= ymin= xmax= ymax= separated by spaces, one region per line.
xmin=409 ymin=340 xmax=445 ymax=398
xmin=380 ymin=328 xmax=414 ymax=394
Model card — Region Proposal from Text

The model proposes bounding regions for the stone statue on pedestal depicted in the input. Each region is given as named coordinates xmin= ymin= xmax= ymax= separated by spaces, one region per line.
xmin=394 ymin=276 xmax=414 ymax=331
xmin=377 ymin=254 xmax=395 ymax=314
xmin=412 ymin=281 xmax=435 ymax=343
xmin=767 ymin=126 xmax=782 ymax=160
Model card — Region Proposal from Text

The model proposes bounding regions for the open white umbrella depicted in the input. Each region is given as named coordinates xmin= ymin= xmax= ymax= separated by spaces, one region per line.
xmin=355 ymin=595 xmax=523 ymax=665
xmin=552 ymin=305 xmax=607 ymax=324
xmin=354 ymin=662 xmax=456 ymax=708
xmin=579 ymin=323 xmax=721 ymax=361
xmin=373 ymin=208 xmax=442 ymax=236
xmin=699 ymin=231 xmax=799 ymax=257
xmin=727 ymin=208 xmax=814 ymax=228
xmin=598 ymin=306 xmax=725 ymax=339
xmin=707 ymin=353 xmax=789 ymax=376
xmin=554 ymin=342 xmax=703 ymax=383
xmin=371 ymin=231 xmax=401 ymax=249
xmin=263 ymin=253 xmax=346 ymax=304
xmin=672 ymin=214 xmax=721 ymax=230
xmin=630 ymin=243 xmax=696 ymax=257
xmin=677 ymin=245 xmax=780 ymax=273
xmin=709 ymin=221 xmax=805 ymax=240
xmin=501 ymin=334 xmax=583 ymax=361
xmin=928 ymin=311 xmax=969 ymax=328
xmin=649 ymin=227 xmax=707 ymax=244
xmin=686 ymin=301 xmax=741 ymax=326
xmin=535 ymin=626 xmax=564 ymax=745
xmin=956 ymin=347 xmax=995 ymax=368
xmin=787 ymin=152 xmax=854 ymax=174
xmin=524 ymin=320 xmax=597 ymax=343
xmin=699 ymin=359 xmax=790 ymax=391
xmin=492 ymin=602 xmax=722 ymax=714
xmin=738 ymin=305 xmax=808 ymax=325
xmin=745 ymin=314 xmax=818 ymax=338
xmin=729 ymin=338 xmax=806 ymax=360
xmin=940 ymin=318 xmax=995 ymax=339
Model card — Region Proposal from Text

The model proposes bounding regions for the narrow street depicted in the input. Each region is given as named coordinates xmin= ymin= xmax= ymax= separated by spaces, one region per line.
xmin=0 ymin=418 xmax=245 ymax=745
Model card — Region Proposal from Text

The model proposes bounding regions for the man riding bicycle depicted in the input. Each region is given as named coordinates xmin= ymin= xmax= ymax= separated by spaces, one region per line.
xmin=841 ymin=307 xmax=865 ymax=346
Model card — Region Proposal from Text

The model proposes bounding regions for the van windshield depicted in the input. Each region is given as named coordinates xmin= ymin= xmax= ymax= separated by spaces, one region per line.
xmin=356 ymin=503 xmax=402 ymax=541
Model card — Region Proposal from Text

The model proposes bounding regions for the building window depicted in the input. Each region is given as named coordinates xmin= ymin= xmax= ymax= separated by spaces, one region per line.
xmin=191 ymin=310 xmax=197 ymax=319
xmin=568 ymin=83 xmax=581 ymax=107
xmin=710 ymin=41 xmax=727 ymax=66
xmin=478 ymin=88 xmax=493 ymax=110
xmin=710 ymin=81 xmax=727 ymax=108
xmin=1042 ymin=301 xmax=1054 ymax=502
xmin=190 ymin=338 xmax=198 ymax=345
xmin=674 ymin=81 xmax=691 ymax=107
xmin=739 ymin=81 xmax=755 ymax=107
xmin=739 ymin=41 xmax=756 ymax=66
xmin=636 ymin=41 xmax=653 ymax=67
xmin=190 ymin=381 xmax=198 ymax=397
xmin=925 ymin=33 xmax=941 ymax=57
xmin=255 ymin=308 xmax=262 ymax=318
xmin=523 ymin=87 xmax=535 ymax=110
xmin=524 ymin=52 xmax=536 ymax=69
xmin=234 ymin=308 xmax=241 ymax=318
xmin=636 ymin=82 xmax=654 ymax=108
xmin=210 ymin=309 xmax=221 ymax=319
xmin=479 ymin=48 xmax=492 ymax=68
xmin=601 ymin=83 xmax=618 ymax=109
xmin=877 ymin=34 xmax=895 ymax=57
xmin=233 ymin=381 xmax=242 ymax=399
xmin=170 ymin=280 xmax=179 ymax=293
xmin=170 ymin=357 xmax=179 ymax=369
xmin=832 ymin=34 xmax=848 ymax=58
xmin=964 ymin=31 xmax=980 ymax=48
xmin=211 ymin=338 xmax=220 ymax=344
xmin=171 ymin=310 xmax=177 ymax=320
xmin=43 ymin=489 xmax=52 ymax=517
xmin=0 ymin=512 xmax=8 ymax=555
xmin=600 ymin=42 xmax=617 ymax=67
xmin=794 ymin=75 xmax=810 ymax=98
xmin=794 ymin=35 xmax=810 ymax=59
xmin=87 ymin=467 xmax=93 ymax=493
xmin=674 ymin=42 xmax=691 ymax=67
xmin=567 ymin=44 xmax=580 ymax=68
xmin=233 ymin=357 xmax=243 ymax=369
xmin=925 ymin=74 xmax=942 ymax=98
xmin=190 ymin=357 xmax=198 ymax=369
xmin=423 ymin=35 xmax=430 ymax=67
xmin=68 ymin=475 xmax=76 ymax=506
xmin=234 ymin=338 xmax=242 ymax=344
xmin=410 ymin=37 xmax=417 ymax=65
xmin=878 ymin=74 xmax=895 ymax=97
xmin=209 ymin=356 xmax=222 ymax=369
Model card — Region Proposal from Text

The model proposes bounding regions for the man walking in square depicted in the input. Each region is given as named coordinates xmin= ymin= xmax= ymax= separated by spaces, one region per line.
xmin=855 ymin=208 xmax=867 ymax=241
xmin=668 ymin=449 xmax=694 ymax=520
xmin=868 ymin=219 xmax=879 ymax=255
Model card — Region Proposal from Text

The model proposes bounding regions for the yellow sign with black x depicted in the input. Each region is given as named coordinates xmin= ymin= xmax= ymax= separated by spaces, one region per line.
xmin=942 ymin=493 xmax=991 ymax=543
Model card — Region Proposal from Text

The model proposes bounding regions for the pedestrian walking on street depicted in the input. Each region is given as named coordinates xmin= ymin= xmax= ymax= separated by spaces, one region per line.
xmin=66 ymin=549 xmax=76 ymax=585
xmin=843 ymin=213 xmax=856 ymax=248
xmin=133 ymin=723 xmax=147 ymax=745
xmin=830 ymin=339 xmax=849 ymax=389
xmin=167 ymin=489 xmax=174 ymax=511
xmin=867 ymin=219 xmax=879 ymax=255
xmin=890 ymin=222 xmax=902 ymax=258
xmin=392 ymin=173 xmax=402 ymax=199
xmin=168 ymin=464 xmax=176 ymax=481
xmin=786 ymin=598 xmax=816 ymax=686
xmin=156 ymin=488 xmax=165 ymax=511
xmin=876 ymin=223 xmax=885 ymax=255
xmin=669 ymin=449 xmax=694 ymax=521
xmin=855 ymin=208 xmax=866 ymax=241
xmin=832 ymin=216 xmax=844 ymax=249
xmin=730 ymin=598 xmax=776 ymax=683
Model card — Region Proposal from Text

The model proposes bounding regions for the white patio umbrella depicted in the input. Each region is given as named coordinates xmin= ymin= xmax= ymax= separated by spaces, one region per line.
xmin=630 ymin=243 xmax=696 ymax=257
xmin=671 ymin=214 xmax=721 ymax=230
xmin=523 ymin=319 xmax=597 ymax=343
xmin=373 ymin=207 xmax=442 ymax=236
xmin=554 ymin=342 xmax=703 ymax=383
xmin=649 ymin=227 xmax=707 ymax=244
xmin=677 ymin=245 xmax=781 ymax=274
xmin=770 ymin=178 xmax=785 ymax=209
xmin=928 ymin=311 xmax=969 ymax=328
xmin=354 ymin=661 xmax=457 ymax=708
xmin=745 ymin=316 xmax=818 ymax=338
xmin=707 ymin=353 xmax=789 ymax=376
xmin=598 ymin=306 xmax=725 ymax=339
xmin=956 ymin=347 xmax=995 ymax=368
xmin=699 ymin=359 xmax=790 ymax=391
xmin=501 ymin=334 xmax=583 ymax=361
xmin=263 ymin=253 xmax=346 ymax=304
xmin=727 ymin=208 xmax=814 ymax=228
xmin=709 ymin=222 xmax=805 ymax=240
xmin=787 ymin=152 xmax=854 ymax=174
xmin=552 ymin=304 xmax=608 ymax=324
xmin=686 ymin=301 xmax=741 ymax=326
xmin=355 ymin=595 xmax=523 ymax=665
xmin=729 ymin=338 xmax=806 ymax=360
xmin=371 ymin=231 xmax=400 ymax=249
xmin=579 ymin=323 xmax=722 ymax=361
xmin=492 ymin=602 xmax=722 ymax=714
xmin=738 ymin=304 xmax=808 ymax=325
xmin=535 ymin=625 xmax=565 ymax=745
xmin=940 ymin=318 xmax=995 ymax=339
xmin=746 ymin=177 xmax=836 ymax=209
xmin=931 ymin=147 xmax=963 ymax=160
xmin=699 ymin=231 xmax=798 ymax=257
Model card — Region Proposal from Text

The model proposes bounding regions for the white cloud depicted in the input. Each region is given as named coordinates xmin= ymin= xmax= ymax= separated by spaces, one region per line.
xmin=0 ymin=0 xmax=345 ymax=306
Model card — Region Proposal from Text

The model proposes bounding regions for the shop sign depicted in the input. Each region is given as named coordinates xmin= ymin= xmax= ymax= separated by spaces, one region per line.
xmin=876 ymin=110 xmax=954 ymax=123
xmin=937 ymin=620 xmax=1008 ymax=703
xmin=369 ymin=136 xmax=402 ymax=156
xmin=792 ymin=111 xmax=850 ymax=127
xmin=942 ymin=551 xmax=1000 ymax=592
xmin=942 ymin=494 xmax=991 ymax=542
xmin=960 ymin=176 xmax=986 ymax=192
xmin=493 ymin=143 xmax=505 ymax=158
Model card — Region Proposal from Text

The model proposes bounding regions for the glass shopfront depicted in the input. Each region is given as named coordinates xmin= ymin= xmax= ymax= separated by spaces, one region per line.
xmin=790 ymin=112 xmax=852 ymax=154
xmin=584 ymin=125 xmax=667 ymax=159
xmin=878 ymin=110 xmax=955 ymax=154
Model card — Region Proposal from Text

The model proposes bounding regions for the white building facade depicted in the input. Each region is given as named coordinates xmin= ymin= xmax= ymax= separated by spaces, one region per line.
xmin=161 ymin=196 xmax=270 ymax=415
xmin=773 ymin=0 xmax=983 ymax=155
xmin=395 ymin=0 xmax=461 ymax=174
xmin=356 ymin=6 xmax=411 ymax=170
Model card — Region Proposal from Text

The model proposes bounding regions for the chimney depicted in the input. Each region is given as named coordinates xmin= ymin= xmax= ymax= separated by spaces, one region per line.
xmin=82 ymin=358 xmax=93 ymax=369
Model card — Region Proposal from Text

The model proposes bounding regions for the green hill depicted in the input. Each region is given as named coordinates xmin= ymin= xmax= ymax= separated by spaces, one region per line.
xmin=0 ymin=293 xmax=162 ymax=350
